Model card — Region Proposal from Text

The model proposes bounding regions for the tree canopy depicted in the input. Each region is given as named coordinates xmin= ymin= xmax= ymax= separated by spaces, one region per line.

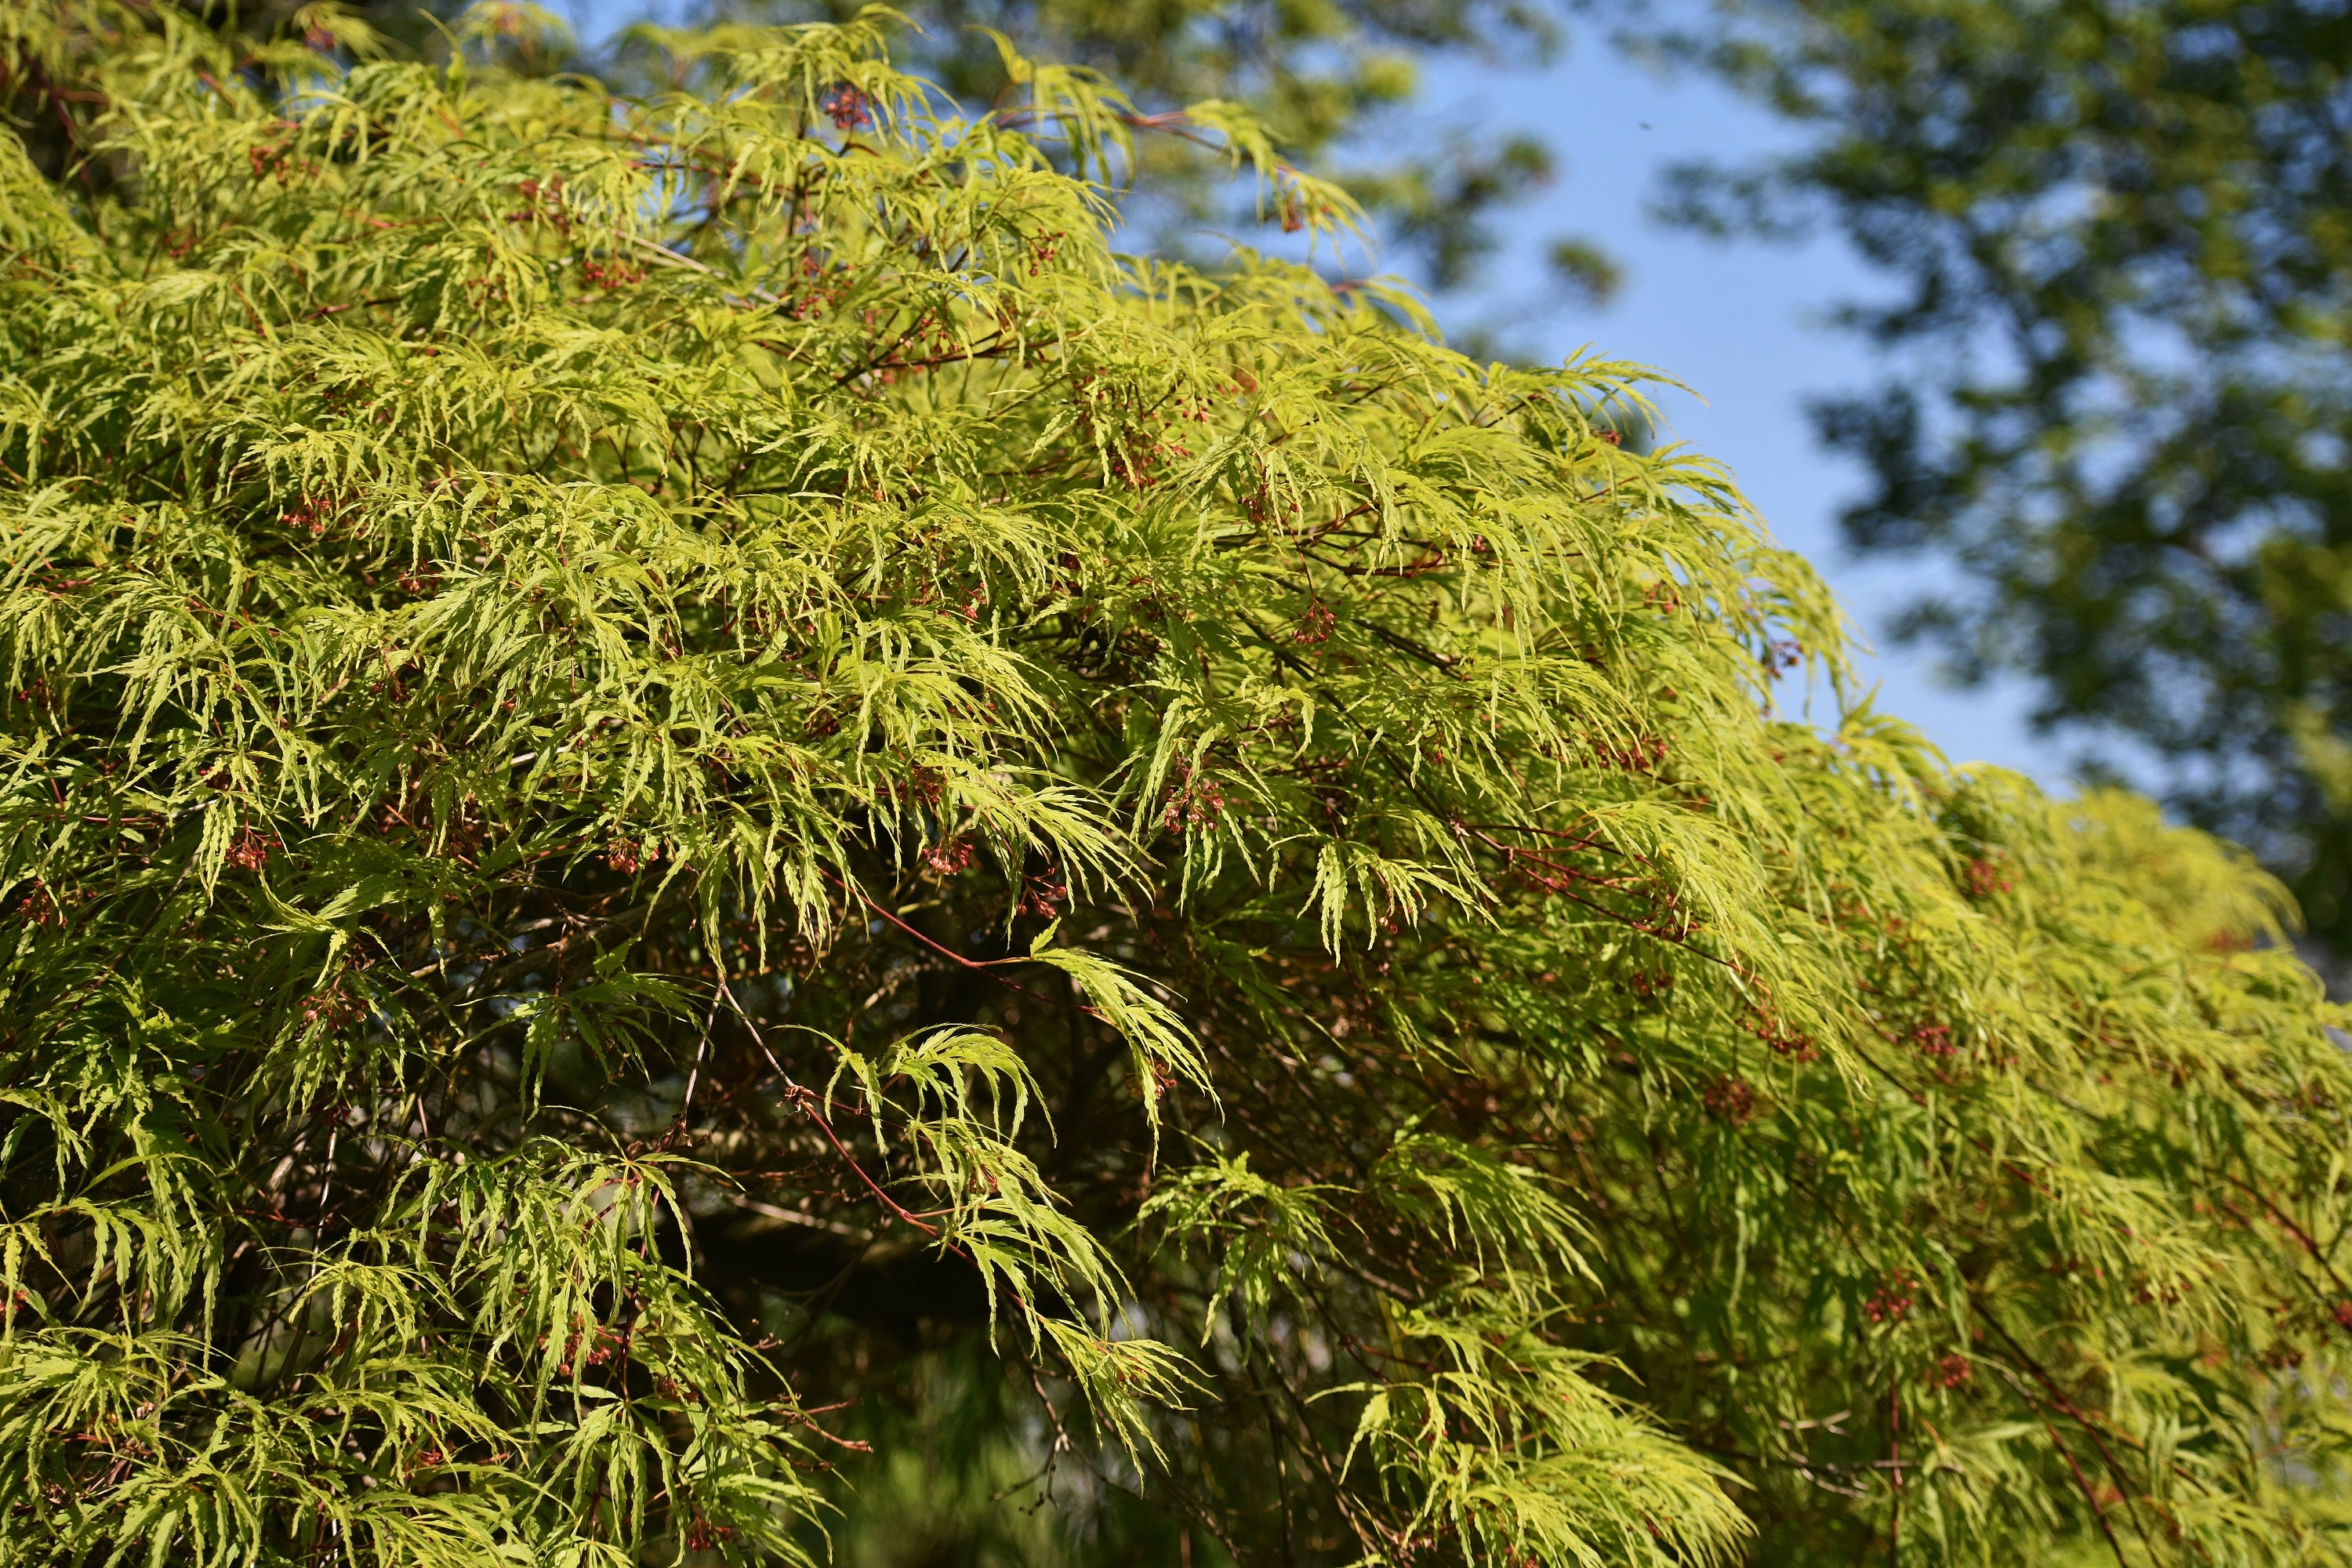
xmin=5 ymin=4 xmax=2352 ymax=1565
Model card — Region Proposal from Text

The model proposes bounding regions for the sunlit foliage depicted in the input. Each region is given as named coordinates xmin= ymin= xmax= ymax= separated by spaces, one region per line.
xmin=4 ymin=5 xmax=2352 ymax=1564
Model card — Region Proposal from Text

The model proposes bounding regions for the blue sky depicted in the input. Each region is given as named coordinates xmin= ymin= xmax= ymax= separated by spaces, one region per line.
xmin=1383 ymin=41 xmax=2060 ymax=782
xmin=563 ymin=0 xmax=2062 ymax=782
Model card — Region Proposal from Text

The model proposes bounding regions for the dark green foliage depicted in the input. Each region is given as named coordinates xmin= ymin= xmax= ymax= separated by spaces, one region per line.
xmin=5 ymin=5 xmax=2352 ymax=1565
xmin=1659 ymin=0 xmax=2352 ymax=951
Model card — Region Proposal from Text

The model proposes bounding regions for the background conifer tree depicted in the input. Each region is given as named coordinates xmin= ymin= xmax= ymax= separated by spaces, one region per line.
xmin=5 ymin=5 xmax=2352 ymax=1565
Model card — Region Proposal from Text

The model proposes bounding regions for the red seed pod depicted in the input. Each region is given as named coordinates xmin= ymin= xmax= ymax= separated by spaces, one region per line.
xmin=225 ymin=828 xmax=274 ymax=872
xmin=1018 ymin=866 xmax=1067 ymax=918
xmin=821 ymin=82 xmax=873 ymax=131
xmin=1702 ymin=1075 xmax=1759 ymax=1124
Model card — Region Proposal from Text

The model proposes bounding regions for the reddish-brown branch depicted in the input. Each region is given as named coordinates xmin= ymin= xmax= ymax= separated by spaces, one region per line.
xmin=2045 ymin=1423 xmax=2132 ymax=1568
xmin=778 ymin=1083 xmax=939 ymax=1238
xmin=833 ymin=873 xmax=1103 ymax=1023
